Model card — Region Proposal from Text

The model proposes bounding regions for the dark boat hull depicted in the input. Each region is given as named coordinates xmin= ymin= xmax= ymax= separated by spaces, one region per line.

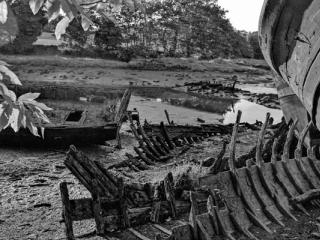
xmin=0 ymin=81 xmax=130 ymax=147
xmin=0 ymin=123 xmax=118 ymax=147
xmin=259 ymin=0 xmax=320 ymax=144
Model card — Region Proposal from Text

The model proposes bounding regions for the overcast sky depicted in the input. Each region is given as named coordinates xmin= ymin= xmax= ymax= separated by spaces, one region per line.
xmin=218 ymin=0 xmax=265 ymax=32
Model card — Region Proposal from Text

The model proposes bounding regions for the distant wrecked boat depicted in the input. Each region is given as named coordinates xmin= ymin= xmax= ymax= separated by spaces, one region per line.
xmin=0 ymin=81 xmax=131 ymax=146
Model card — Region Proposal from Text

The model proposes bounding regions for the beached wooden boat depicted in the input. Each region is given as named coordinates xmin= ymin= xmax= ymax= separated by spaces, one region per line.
xmin=259 ymin=0 xmax=320 ymax=146
xmin=0 ymin=81 xmax=131 ymax=146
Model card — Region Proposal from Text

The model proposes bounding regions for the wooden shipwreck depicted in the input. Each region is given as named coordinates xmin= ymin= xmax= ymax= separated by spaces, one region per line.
xmin=58 ymin=0 xmax=320 ymax=238
xmin=1 ymin=81 xmax=131 ymax=146
xmin=60 ymin=110 xmax=320 ymax=240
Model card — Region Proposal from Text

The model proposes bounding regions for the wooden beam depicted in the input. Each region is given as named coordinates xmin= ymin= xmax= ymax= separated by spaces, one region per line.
xmin=60 ymin=182 xmax=75 ymax=240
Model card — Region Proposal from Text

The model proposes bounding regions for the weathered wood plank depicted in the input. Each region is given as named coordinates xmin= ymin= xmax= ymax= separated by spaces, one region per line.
xmin=60 ymin=182 xmax=75 ymax=240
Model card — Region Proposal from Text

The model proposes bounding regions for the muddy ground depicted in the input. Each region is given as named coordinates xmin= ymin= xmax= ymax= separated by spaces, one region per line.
xmin=1 ymin=55 xmax=319 ymax=240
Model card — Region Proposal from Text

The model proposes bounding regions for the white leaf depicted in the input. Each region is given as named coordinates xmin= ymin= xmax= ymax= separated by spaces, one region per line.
xmin=25 ymin=111 xmax=40 ymax=137
xmin=18 ymin=92 xmax=41 ymax=102
xmin=7 ymin=89 xmax=17 ymax=102
xmin=25 ymin=100 xmax=53 ymax=111
xmin=28 ymin=121 xmax=40 ymax=137
xmin=0 ymin=65 xmax=22 ymax=85
xmin=40 ymin=127 xmax=45 ymax=138
xmin=0 ymin=103 xmax=12 ymax=131
xmin=29 ymin=0 xmax=45 ymax=15
xmin=0 ymin=1 xmax=8 ymax=24
xmin=17 ymin=105 xmax=26 ymax=129
xmin=9 ymin=107 xmax=19 ymax=132
xmin=81 ymin=14 xmax=92 ymax=31
xmin=55 ymin=16 xmax=70 ymax=40
xmin=0 ymin=82 xmax=10 ymax=97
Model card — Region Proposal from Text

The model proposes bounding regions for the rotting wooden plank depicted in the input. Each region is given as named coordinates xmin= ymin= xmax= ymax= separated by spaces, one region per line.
xmin=60 ymin=182 xmax=75 ymax=240
xmin=290 ymin=189 xmax=320 ymax=204
xmin=196 ymin=213 xmax=215 ymax=240
xmin=199 ymin=172 xmax=253 ymax=232
xmin=150 ymin=137 xmax=167 ymax=156
xmin=282 ymin=120 xmax=298 ymax=162
xmin=282 ymin=160 xmax=305 ymax=195
xmin=196 ymin=218 xmax=212 ymax=240
xmin=256 ymin=113 xmax=270 ymax=167
xmin=257 ymin=163 xmax=297 ymax=221
xmin=64 ymin=157 xmax=95 ymax=195
xmin=207 ymin=196 xmax=220 ymax=235
xmin=128 ymin=228 xmax=152 ymax=240
xmin=247 ymin=166 xmax=284 ymax=226
xmin=68 ymin=146 xmax=118 ymax=196
xmin=115 ymin=89 xmax=132 ymax=149
xmin=301 ymin=157 xmax=320 ymax=188
xmin=214 ymin=207 xmax=236 ymax=240
xmin=272 ymin=162 xmax=309 ymax=215
xmin=228 ymin=110 xmax=242 ymax=173
xmin=150 ymin=183 xmax=162 ymax=223
xmin=164 ymin=172 xmax=177 ymax=218
xmin=153 ymin=224 xmax=172 ymax=235
xmin=134 ymin=147 xmax=154 ymax=165
xmin=118 ymin=178 xmax=130 ymax=229
xmin=93 ymin=196 xmax=105 ymax=235
xmin=140 ymin=144 xmax=160 ymax=162
xmin=209 ymin=140 xmax=227 ymax=174
xmin=155 ymin=136 xmax=170 ymax=153
xmin=245 ymin=208 xmax=272 ymax=234
xmin=189 ymin=191 xmax=199 ymax=240
xmin=138 ymin=122 xmax=162 ymax=157
xmin=248 ymin=166 xmax=283 ymax=225
xmin=228 ymin=207 xmax=258 ymax=240
xmin=234 ymin=168 xmax=270 ymax=226
xmin=160 ymin=122 xmax=174 ymax=150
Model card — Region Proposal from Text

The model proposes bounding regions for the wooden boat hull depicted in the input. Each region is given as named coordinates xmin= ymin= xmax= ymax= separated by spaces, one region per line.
xmin=259 ymin=0 xmax=320 ymax=143
xmin=0 ymin=81 xmax=130 ymax=147
xmin=0 ymin=123 xmax=118 ymax=146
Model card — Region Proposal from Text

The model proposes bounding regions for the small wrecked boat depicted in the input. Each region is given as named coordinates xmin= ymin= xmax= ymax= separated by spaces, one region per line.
xmin=0 ymin=81 xmax=131 ymax=146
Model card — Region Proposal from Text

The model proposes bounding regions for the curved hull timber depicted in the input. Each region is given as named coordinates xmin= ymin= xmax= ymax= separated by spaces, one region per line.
xmin=259 ymin=0 xmax=320 ymax=143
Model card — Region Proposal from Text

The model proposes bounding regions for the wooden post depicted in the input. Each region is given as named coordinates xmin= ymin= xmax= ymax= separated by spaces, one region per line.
xmin=228 ymin=111 xmax=242 ymax=173
xmin=189 ymin=191 xmax=199 ymax=240
xmin=164 ymin=172 xmax=177 ymax=218
xmin=151 ymin=183 xmax=163 ymax=223
xmin=282 ymin=119 xmax=298 ymax=162
xmin=115 ymin=89 xmax=132 ymax=149
xmin=60 ymin=182 xmax=75 ymax=240
xmin=118 ymin=178 xmax=130 ymax=229
xmin=256 ymin=113 xmax=270 ymax=167
xmin=92 ymin=180 xmax=105 ymax=236
xmin=164 ymin=110 xmax=172 ymax=125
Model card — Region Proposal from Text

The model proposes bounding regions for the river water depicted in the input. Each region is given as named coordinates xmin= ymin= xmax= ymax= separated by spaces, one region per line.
xmin=129 ymin=84 xmax=283 ymax=125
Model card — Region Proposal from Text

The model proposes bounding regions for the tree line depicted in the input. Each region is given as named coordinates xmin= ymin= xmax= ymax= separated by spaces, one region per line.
xmin=1 ymin=0 xmax=263 ymax=60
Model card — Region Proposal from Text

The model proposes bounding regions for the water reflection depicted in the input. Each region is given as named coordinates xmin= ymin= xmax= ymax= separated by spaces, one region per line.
xmin=130 ymin=96 xmax=283 ymax=125
xmin=223 ymin=99 xmax=283 ymax=124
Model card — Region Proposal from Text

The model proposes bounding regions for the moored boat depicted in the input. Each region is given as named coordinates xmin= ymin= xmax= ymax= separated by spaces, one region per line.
xmin=0 ymin=81 xmax=131 ymax=146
